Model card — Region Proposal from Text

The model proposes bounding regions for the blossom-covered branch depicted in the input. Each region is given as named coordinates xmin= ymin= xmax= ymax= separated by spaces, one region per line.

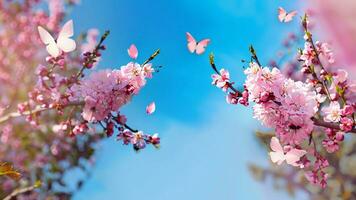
xmin=0 ymin=1 xmax=162 ymax=198
xmin=209 ymin=14 xmax=355 ymax=188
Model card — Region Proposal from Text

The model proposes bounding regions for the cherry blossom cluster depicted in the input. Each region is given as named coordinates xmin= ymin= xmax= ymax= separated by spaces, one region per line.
xmin=68 ymin=47 xmax=160 ymax=151
xmin=210 ymin=15 xmax=355 ymax=188
xmin=17 ymin=33 xmax=160 ymax=151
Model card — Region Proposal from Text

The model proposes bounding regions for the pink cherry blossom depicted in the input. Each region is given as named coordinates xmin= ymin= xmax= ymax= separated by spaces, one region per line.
xmin=339 ymin=117 xmax=354 ymax=132
xmin=321 ymin=101 xmax=342 ymax=123
xmin=315 ymin=41 xmax=335 ymax=64
xmin=244 ymin=63 xmax=285 ymax=102
xmin=211 ymin=69 xmax=230 ymax=92
xmin=299 ymin=42 xmax=316 ymax=66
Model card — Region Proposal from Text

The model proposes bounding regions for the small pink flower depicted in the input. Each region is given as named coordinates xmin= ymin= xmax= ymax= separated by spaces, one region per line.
xmin=335 ymin=132 xmax=345 ymax=141
xmin=340 ymin=117 xmax=354 ymax=132
xmin=143 ymin=63 xmax=154 ymax=78
xmin=341 ymin=105 xmax=354 ymax=116
xmin=305 ymin=171 xmax=318 ymax=184
xmin=116 ymin=114 xmax=127 ymax=125
xmin=321 ymin=101 xmax=342 ymax=122
xmin=315 ymin=41 xmax=335 ymax=64
xmin=211 ymin=69 xmax=230 ymax=92
xmin=72 ymin=123 xmax=88 ymax=135
xmin=334 ymin=69 xmax=348 ymax=84
xmin=322 ymin=138 xmax=339 ymax=153
xmin=226 ymin=92 xmax=238 ymax=104
xmin=106 ymin=122 xmax=114 ymax=137
xmin=148 ymin=133 xmax=160 ymax=146
xmin=300 ymin=42 xmax=315 ymax=66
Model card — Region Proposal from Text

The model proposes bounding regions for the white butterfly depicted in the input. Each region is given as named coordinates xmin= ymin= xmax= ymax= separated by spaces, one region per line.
xmin=38 ymin=20 xmax=76 ymax=58
xmin=269 ymin=137 xmax=306 ymax=167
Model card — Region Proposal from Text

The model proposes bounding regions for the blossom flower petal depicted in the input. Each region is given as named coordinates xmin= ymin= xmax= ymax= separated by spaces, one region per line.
xmin=146 ymin=102 xmax=156 ymax=115
xmin=128 ymin=44 xmax=138 ymax=59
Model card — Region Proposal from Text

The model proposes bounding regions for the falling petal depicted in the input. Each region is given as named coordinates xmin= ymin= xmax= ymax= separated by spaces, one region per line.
xmin=146 ymin=102 xmax=156 ymax=115
xmin=128 ymin=44 xmax=138 ymax=59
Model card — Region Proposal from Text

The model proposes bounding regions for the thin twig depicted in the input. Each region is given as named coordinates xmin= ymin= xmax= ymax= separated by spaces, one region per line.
xmin=142 ymin=49 xmax=160 ymax=66
xmin=3 ymin=181 xmax=41 ymax=200
xmin=302 ymin=15 xmax=332 ymax=101
xmin=249 ymin=45 xmax=262 ymax=67
xmin=124 ymin=124 xmax=138 ymax=133
xmin=209 ymin=53 xmax=241 ymax=95
xmin=75 ymin=30 xmax=110 ymax=80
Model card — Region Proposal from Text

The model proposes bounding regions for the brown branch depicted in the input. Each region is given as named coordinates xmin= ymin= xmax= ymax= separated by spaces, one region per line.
xmin=302 ymin=15 xmax=332 ymax=101
xmin=209 ymin=53 xmax=241 ymax=95
xmin=75 ymin=30 xmax=110 ymax=80
xmin=249 ymin=45 xmax=262 ymax=67
xmin=124 ymin=124 xmax=138 ymax=133
xmin=312 ymin=117 xmax=356 ymax=133
xmin=142 ymin=49 xmax=160 ymax=66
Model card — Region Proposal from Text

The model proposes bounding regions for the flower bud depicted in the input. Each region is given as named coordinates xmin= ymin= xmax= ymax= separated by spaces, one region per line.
xmin=342 ymin=105 xmax=354 ymax=116
xmin=335 ymin=132 xmax=344 ymax=141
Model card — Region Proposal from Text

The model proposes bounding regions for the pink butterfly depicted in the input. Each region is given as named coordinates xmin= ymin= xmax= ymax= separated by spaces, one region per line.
xmin=38 ymin=20 xmax=76 ymax=58
xmin=269 ymin=137 xmax=306 ymax=167
xmin=186 ymin=32 xmax=210 ymax=55
xmin=278 ymin=7 xmax=297 ymax=23
xmin=146 ymin=102 xmax=156 ymax=115
xmin=128 ymin=44 xmax=138 ymax=59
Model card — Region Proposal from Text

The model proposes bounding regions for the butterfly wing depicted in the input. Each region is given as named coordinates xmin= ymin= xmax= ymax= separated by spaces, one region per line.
xmin=269 ymin=151 xmax=285 ymax=165
xmin=195 ymin=39 xmax=210 ymax=55
xmin=284 ymin=11 xmax=297 ymax=23
xmin=38 ymin=26 xmax=60 ymax=57
xmin=285 ymin=148 xmax=306 ymax=166
xmin=186 ymin=32 xmax=197 ymax=53
xmin=278 ymin=7 xmax=287 ymax=22
xmin=57 ymin=20 xmax=76 ymax=53
xmin=270 ymin=137 xmax=283 ymax=152
xmin=269 ymin=137 xmax=285 ymax=165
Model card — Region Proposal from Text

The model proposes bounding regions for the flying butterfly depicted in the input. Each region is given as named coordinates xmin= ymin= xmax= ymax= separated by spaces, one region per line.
xmin=278 ymin=7 xmax=297 ymax=23
xmin=186 ymin=32 xmax=210 ymax=55
xmin=38 ymin=20 xmax=76 ymax=58
xmin=269 ymin=137 xmax=306 ymax=167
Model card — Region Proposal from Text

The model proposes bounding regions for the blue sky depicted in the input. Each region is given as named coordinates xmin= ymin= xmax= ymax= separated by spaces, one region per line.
xmin=67 ymin=0 xmax=304 ymax=199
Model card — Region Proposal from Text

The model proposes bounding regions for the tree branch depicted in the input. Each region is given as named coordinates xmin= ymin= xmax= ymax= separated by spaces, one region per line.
xmin=3 ymin=181 xmax=41 ymax=200
xmin=312 ymin=117 xmax=356 ymax=134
